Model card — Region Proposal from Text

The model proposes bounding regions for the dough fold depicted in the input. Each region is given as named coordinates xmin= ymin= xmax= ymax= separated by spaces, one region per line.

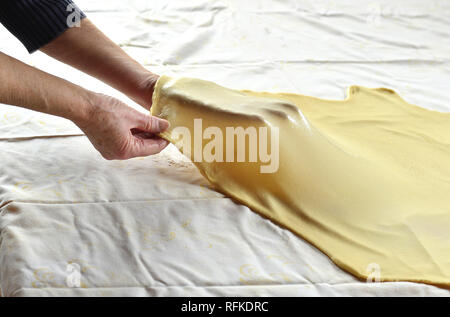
xmin=151 ymin=75 xmax=450 ymax=286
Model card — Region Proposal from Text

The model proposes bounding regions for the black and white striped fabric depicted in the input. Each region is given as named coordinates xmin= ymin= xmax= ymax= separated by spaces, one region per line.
xmin=0 ymin=0 xmax=86 ymax=53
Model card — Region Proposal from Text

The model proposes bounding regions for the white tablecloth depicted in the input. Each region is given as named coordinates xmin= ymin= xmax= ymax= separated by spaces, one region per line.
xmin=1 ymin=0 xmax=450 ymax=296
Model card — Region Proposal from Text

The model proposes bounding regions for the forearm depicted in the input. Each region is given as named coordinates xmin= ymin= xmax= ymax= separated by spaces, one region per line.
xmin=40 ymin=18 xmax=156 ymax=109
xmin=0 ymin=51 xmax=93 ymax=125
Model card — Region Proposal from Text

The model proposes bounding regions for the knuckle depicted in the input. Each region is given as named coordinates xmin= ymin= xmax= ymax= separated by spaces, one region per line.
xmin=115 ymin=150 xmax=128 ymax=160
xmin=145 ymin=117 xmax=154 ymax=131
xmin=115 ymin=142 xmax=130 ymax=160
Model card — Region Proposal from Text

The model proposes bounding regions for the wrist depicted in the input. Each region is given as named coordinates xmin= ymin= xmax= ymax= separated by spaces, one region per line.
xmin=131 ymin=72 xmax=159 ymax=109
xmin=69 ymin=89 xmax=99 ymax=129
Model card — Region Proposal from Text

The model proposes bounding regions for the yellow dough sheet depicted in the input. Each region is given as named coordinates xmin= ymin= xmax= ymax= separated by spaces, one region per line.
xmin=151 ymin=75 xmax=450 ymax=287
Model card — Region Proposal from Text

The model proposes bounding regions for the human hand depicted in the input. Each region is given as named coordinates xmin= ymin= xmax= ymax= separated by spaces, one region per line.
xmin=131 ymin=72 xmax=159 ymax=110
xmin=75 ymin=92 xmax=170 ymax=160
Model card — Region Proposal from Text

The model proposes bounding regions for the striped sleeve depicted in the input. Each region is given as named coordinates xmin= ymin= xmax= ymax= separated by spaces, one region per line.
xmin=0 ymin=0 xmax=86 ymax=53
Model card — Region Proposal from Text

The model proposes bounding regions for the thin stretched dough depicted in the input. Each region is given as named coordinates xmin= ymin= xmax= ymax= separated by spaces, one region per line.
xmin=151 ymin=75 xmax=450 ymax=286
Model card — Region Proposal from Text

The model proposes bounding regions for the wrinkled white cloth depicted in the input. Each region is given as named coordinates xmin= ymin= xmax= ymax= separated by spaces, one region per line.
xmin=1 ymin=0 xmax=450 ymax=296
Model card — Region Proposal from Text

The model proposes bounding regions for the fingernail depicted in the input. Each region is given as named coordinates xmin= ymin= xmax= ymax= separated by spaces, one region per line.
xmin=159 ymin=119 xmax=170 ymax=131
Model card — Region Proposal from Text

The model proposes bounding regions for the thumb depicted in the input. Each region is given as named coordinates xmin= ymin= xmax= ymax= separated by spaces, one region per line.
xmin=129 ymin=136 xmax=169 ymax=158
xmin=135 ymin=113 xmax=170 ymax=134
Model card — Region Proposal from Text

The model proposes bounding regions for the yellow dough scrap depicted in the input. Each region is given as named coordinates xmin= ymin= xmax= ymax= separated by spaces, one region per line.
xmin=151 ymin=75 xmax=450 ymax=286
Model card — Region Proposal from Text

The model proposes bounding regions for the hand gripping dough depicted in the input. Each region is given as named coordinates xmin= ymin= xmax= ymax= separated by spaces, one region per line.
xmin=151 ymin=75 xmax=450 ymax=287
